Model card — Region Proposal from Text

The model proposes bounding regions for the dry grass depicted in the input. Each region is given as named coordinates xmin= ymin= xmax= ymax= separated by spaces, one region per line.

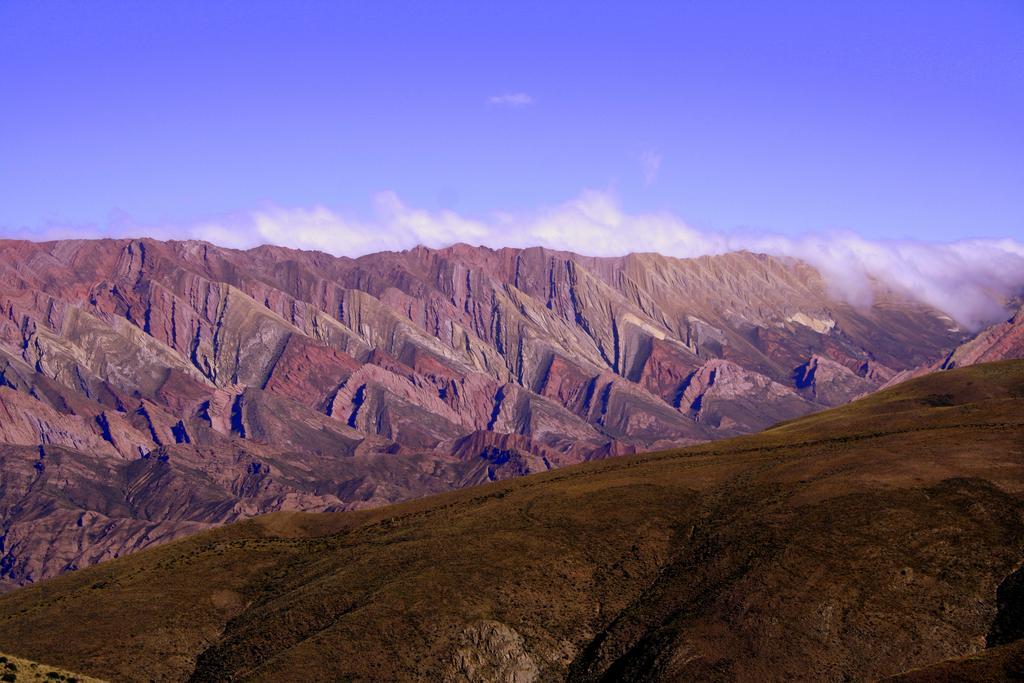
xmin=0 ymin=653 xmax=104 ymax=683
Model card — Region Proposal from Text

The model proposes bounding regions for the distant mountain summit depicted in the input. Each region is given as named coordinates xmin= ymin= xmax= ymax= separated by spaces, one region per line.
xmin=0 ymin=238 xmax=1000 ymax=588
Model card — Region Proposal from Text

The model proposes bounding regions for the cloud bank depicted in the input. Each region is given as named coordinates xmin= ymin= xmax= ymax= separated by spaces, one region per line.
xmin=188 ymin=190 xmax=1023 ymax=329
xmin=6 ymin=190 xmax=1023 ymax=330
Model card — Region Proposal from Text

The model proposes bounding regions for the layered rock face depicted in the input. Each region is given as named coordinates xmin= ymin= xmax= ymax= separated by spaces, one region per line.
xmin=0 ymin=238 xmax=968 ymax=589
xmin=881 ymin=302 xmax=1024 ymax=389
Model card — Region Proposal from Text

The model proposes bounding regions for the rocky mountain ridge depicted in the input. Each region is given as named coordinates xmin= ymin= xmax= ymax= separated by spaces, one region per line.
xmin=880 ymin=302 xmax=1024 ymax=389
xmin=0 ymin=237 xmax=998 ymax=589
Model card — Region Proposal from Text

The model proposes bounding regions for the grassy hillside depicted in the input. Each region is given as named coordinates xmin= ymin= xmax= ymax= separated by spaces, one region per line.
xmin=1 ymin=360 xmax=1023 ymax=681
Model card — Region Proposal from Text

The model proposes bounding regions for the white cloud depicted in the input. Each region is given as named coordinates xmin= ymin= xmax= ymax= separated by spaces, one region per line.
xmin=639 ymin=149 xmax=662 ymax=185
xmin=6 ymin=190 xmax=1023 ymax=330
xmin=487 ymin=92 xmax=533 ymax=107
xmin=173 ymin=190 xmax=1024 ymax=329
xmin=738 ymin=231 xmax=1024 ymax=329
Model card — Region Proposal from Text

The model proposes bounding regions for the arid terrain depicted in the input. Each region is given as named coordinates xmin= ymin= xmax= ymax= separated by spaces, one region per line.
xmin=0 ymin=360 xmax=1021 ymax=681
xmin=7 ymin=238 xmax=1013 ymax=590
xmin=3 ymin=2 xmax=1021 ymax=680
xmin=0 ymin=652 xmax=102 ymax=683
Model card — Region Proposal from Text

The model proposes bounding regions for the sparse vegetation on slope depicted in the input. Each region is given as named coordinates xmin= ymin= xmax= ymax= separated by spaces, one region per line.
xmin=0 ymin=654 xmax=104 ymax=683
xmin=0 ymin=361 xmax=1022 ymax=681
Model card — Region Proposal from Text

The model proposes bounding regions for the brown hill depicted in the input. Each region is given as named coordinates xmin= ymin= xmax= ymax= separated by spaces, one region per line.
xmin=887 ymin=640 xmax=1024 ymax=682
xmin=0 ymin=238 xmax=974 ymax=590
xmin=0 ymin=360 xmax=1021 ymax=681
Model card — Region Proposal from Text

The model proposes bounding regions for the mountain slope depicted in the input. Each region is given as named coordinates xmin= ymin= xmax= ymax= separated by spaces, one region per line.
xmin=0 ymin=652 xmax=105 ymax=683
xmin=0 ymin=360 xmax=1021 ymax=681
xmin=881 ymin=302 xmax=1024 ymax=389
xmin=0 ymin=238 xmax=970 ymax=590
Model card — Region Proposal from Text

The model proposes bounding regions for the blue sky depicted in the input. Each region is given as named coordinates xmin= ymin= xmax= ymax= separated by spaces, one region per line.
xmin=1 ymin=0 xmax=1022 ymax=242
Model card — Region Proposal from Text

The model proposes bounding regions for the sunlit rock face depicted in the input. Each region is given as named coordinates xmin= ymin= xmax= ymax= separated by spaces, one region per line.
xmin=0 ymin=238 xmax=973 ymax=588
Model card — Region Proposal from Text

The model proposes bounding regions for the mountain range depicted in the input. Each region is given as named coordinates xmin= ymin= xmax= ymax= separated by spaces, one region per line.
xmin=1 ymin=359 xmax=1021 ymax=681
xmin=0 ymin=238 xmax=1020 ymax=591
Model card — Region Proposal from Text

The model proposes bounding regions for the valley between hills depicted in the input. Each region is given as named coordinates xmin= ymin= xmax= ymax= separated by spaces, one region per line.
xmin=0 ymin=360 xmax=1022 ymax=680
